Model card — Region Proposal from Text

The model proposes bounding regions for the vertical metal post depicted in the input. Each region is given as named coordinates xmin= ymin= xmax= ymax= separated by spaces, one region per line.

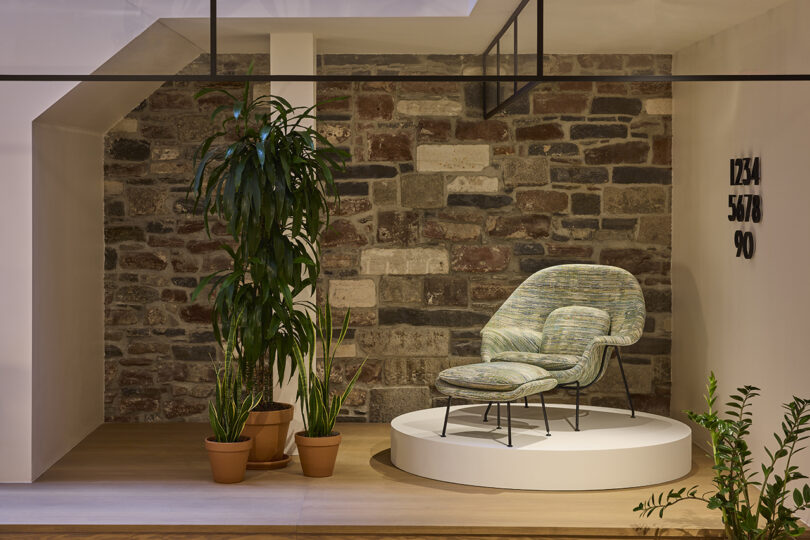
xmin=616 ymin=349 xmax=636 ymax=418
xmin=575 ymin=381 xmax=580 ymax=431
xmin=537 ymin=0 xmax=544 ymax=77
xmin=210 ymin=0 xmax=217 ymax=77
xmin=441 ymin=396 xmax=452 ymax=437
xmin=497 ymin=402 xmax=501 ymax=429
xmin=540 ymin=394 xmax=551 ymax=436
xmin=524 ymin=396 xmax=529 ymax=408
xmin=507 ymin=401 xmax=513 ymax=447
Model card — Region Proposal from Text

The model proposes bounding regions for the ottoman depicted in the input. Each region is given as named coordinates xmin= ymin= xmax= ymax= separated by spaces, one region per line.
xmin=435 ymin=362 xmax=558 ymax=447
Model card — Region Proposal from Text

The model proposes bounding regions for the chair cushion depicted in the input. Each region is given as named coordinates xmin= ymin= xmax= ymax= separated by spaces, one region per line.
xmin=539 ymin=305 xmax=611 ymax=356
xmin=482 ymin=327 xmax=543 ymax=353
xmin=438 ymin=362 xmax=552 ymax=391
xmin=492 ymin=351 xmax=581 ymax=371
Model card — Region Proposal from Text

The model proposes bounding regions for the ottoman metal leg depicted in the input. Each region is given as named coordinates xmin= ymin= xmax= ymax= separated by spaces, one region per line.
xmin=441 ymin=396 xmax=451 ymax=437
xmin=496 ymin=402 xmax=501 ymax=429
xmin=483 ymin=402 xmax=492 ymax=422
xmin=616 ymin=349 xmax=636 ymax=418
xmin=524 ymin=396 xmax=529 ymax=408
xmin=507 ymin=401 xmax=512 ymax=447
xmin=540 ymin=394 xmax=551 ymax=436
xmin=575 ymin=381 xmax=581 ymax=432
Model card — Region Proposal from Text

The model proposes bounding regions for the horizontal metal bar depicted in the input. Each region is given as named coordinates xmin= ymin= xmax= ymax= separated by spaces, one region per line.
xmin=2 ymin=73 xmax=810 ymax=82
xmin=483 ymin=0 xmax=530 ymax=57
xmin=484 ymin=81 xmax=538 ymax=119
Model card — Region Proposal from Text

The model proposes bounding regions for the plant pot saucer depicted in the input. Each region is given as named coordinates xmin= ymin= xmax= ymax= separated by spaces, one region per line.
xmin=247 ymin=453 xmax=291 ymax=470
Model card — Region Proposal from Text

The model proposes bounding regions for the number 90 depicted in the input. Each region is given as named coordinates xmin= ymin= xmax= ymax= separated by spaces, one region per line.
xmin=734 ymin=230 xmax=754 ymax=259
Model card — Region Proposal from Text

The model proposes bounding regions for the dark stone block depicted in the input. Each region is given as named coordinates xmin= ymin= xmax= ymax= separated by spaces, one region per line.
xmin=105 ymin=344 xmax=122 ymax=358
xmin=626 ymin=336 xmax=671 ymax=355
xmin=109 ymin=138 xmax=150 ymax=161
xmin=561 ymin=218 xmax=599 ymax=229
xmin=334 ymin=165 xmax=398 ymax=179
xmin=584 ymin=141 xmax=649 ymax=165
xmin=378 ymin=307 xmax=490 ymax=327
xmin=399 ymin=163 xmax=414 ymax=173
xmin=528 ymin=143 xmax=580 ymax=156
xmin=644 ymin=288 xmax=672 ymax=312
xmin=106 ymin=200 xmax=124 ymax=217
xmin=447 ymin=194 xmax=512 ymax=209
xmin=571 ymin=193 xmax=601 ymax=215
xmin=331 ymin=182 xmax=369 ymax=196
xmin=424 ymin=276 xmax=468 ymax=307
xmin=602 ymin=218 xmax=637 ymax=230
xmin=171 ymin=345 xmax=217 ymax=362
xmin=612 ymin=166 xmax=672 ymax=184
xmin=513 ymin=243 xmax=546 ymax=255
xmin=515 ymin=123 xmax=564 ymax=141
xmin=377 ymin=210 xmax=419 ymax=245
xmin=146 ymin=221 xmax=173 ymax=234
xmin=590 ymin=97 xmax=643 ymax=115
xmin=550 ymin=167 xmax=609 ymax=184
xmin=104 ymin=248 xmax=117 ymax=270
xmin=171 ymin=277 xmax=198 ymax=288
xmin=519 ymin=258 xmax=591 ymax=273
xmin=570 ymin=123 xmax=628 ymax=140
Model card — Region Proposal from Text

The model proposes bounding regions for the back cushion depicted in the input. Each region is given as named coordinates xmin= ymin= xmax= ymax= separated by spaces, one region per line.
xmin=539 ymin=306 xmax=610 ymax=356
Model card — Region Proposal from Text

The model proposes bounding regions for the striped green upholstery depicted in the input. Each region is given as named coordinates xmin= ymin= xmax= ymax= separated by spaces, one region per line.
xmin=436 ymin=376 xmax=558 ymax=403
xmin=439 ymin=362 xmax=553 ymax=391
xmin=492 ymin=351 xmax=580 ymax=371
xmin=539 ymin=306 xmax=610 ymax=355
xmin=480 ymin=264 xmax=645 ymax=387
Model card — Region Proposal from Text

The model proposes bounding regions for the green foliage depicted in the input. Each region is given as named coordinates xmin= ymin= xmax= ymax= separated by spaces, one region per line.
xmin=189 ymin=68 xmax=348 ymax=408
xmin=294 ymin=301 xmax=366 ymax=438
xmin=634 ymin=372 xmax=810 ymax=539
xmin=209 ymin=309 xmax=262 ymax=443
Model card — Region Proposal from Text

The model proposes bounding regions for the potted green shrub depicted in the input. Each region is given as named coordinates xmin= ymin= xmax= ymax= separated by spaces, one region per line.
xmin=635 ymin=373 xmax=810 ymax=539
xmin=205 ymin=309 xmax=261 ymax=484
xmin=293 ymin=301 xmax=365 ymax=477
xmin=190 ymin=74 xmax=347 ymax=469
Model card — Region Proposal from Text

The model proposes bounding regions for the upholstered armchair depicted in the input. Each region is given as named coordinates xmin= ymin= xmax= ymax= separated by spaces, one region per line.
xmin=479 ymin=264 xmax=646 ymax=429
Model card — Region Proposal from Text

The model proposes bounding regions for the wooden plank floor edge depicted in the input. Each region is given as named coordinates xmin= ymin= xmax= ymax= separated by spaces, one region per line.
xmin=0 ymin=524 xmax=727 ymax=538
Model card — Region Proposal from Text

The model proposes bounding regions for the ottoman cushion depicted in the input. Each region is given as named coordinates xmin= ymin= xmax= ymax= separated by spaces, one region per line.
xmin=492 ymin=351 xmax=581 ymax=371
xmin=438 ymin=361 xmax=552 ymax=392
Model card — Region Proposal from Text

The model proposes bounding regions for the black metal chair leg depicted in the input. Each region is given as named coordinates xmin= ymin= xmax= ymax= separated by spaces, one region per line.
xmin=483 ymin=402 xmax=492 ymax=422
xmin=496 ymin=402 xmax=501 ymax=429
xmin=616 ymin=348 xmax=635 ymax=418
xmin=524 ymin=396 xmax=529 ymax=408
xmin=507 ymin=401 xmax=512 ymax=447
xmin=540 ymin=394 xmax=551 ymax=436
xmin=575 ymin=382 xmax=580 ymax=431
xmin=441 ymin=396 xmax=451 ymax=437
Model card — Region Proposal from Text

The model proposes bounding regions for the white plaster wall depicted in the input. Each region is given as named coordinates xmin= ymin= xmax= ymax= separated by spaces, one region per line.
xmin=672 ymin=0 xmax=810 ymax=524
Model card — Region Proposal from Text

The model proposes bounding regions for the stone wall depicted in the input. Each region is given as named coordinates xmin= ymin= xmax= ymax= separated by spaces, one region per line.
xmin=103 ymin=53 xmax=672 ymax=422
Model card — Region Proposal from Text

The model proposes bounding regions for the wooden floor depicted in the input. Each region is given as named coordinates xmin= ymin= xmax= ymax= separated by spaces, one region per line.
xmin=0 ymin=422 xmax=726 ymax=539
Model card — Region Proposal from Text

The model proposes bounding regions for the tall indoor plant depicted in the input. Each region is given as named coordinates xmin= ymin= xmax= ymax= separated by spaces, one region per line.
xmin=294 ymin=301 xmax=365 ymax=477
xmin=635 ymin=373 xmax=810 ymax=539
xmin=190 ymin=75 xmax=347 ymax=468
xmin=205 ymin=309 xmax=261 ymax=484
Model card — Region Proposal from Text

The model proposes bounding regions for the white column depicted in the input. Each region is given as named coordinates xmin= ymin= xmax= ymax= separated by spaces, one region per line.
xmin=269 ymin=33 xmax=316 ymax=454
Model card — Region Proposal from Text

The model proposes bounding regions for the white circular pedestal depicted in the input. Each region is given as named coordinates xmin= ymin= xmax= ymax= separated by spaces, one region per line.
xmin=391 ymin=403 xmax=692 ymax=491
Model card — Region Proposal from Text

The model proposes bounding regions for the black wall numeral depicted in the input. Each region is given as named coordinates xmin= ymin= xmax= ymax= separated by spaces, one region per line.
xmin=728 ymin=156 xmax=761 ymax=260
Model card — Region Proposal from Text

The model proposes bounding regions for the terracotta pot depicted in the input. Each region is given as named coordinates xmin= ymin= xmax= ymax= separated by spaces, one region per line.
xmin=295 ymin=431 xmax=342 ymax=477
xmin=243 ymin=404 xmax=294 ymax=467
xmin=204 ymin=436 xmax=252 ymax=484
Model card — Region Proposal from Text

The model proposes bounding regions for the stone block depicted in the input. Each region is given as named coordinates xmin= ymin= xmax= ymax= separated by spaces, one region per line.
xmin=487 ymin=215 xmax=551 ymax=239
xmin=329 ymin=279 xmax=377 ymax=308
xmin=423 ymin=276 xmax=468 ymax=307
xmin=318 ymin=122 xmax=351 ymax=145
xmin=528 ymin=143 xmax=580 ymax=157
xmin=401 ymin=174 xmax=443 ymax=208
xmin=604 ymin=186 xmax=667 ymax=214
xmin=571 ymin=193 xmax=601 ymax=215
xmin=450 ymin=246 xmax=510 ymax=273
xmin=372 ymin=178 xmax=398 ymax=205
xmin=455 ymin=120 xmax=508 ymax=141
xmin=109 ymin=138 xmax=150 ymax=161
xmin=357 ymin=327 xmax=449 ymax=357
xmin=377 ymin=210 xmax=419 ymax=245
xmin=380 ymin=276 xmax=422 ymax=304
xmin=446 ymin=175 xmax=499 ymax=193
xmin=368 ymin=133 xmax=412 ymax=161
xmin=397 ymin=99 xmax=462 ymax=116
xmin=120 ymin=252 xmax=168 ymax=271
xmin=105 ymin=226 xmax=145 ymax=243
xmin=416 ymin=144 xmax=489 ymax=172
xmin=369 ymin=386 xmax=432 ymax=422
xmin=533 ymin=93 xmax=589 ymax=114
xmin=447 ymin=194 xmax=512 ymax=209
xmin=357 ymin=94 xmax=394 ymax=120
xmin=578 ymin=54 xmax=623 ymax=70
xmin=335 ymin=164 xmax=398 ymax=179
xmin=591 ymin=97 xmax=642 ymax=115
xmin=644 ymin=288 xmax=672 ymax=313
xmin=638 ymin=215 xmax=672 ymax=245
xmin=469 ymin=281 xmax=518 ymax=302
xmin=600 ymin=248 xmax=664 ymax=275
xmin=379 ymin=307 xmax=488 ymax=327
xmin=584 ymin=141 xmax=649 ymax=165
xmin=179 ymin=304 xmax=213 ymax=324
xmin=330 ymin=197 xmax=373 ymax=216
xmin=422 ymin=221 xmax=481 ymax=242
xmin=550 ymin=167 xmax=609 ymax=184
xmin=515 ymin=123 xmax=564 ymax=141
xmin=515 ymin=190 xmax=568 ymax=213
xmin=416 ymin=119 xmax=451 ymax=142
xmin=645 ymin=98 xmax=672 ymax=115
xmin=502 ymin=156 xmax=549 ymax=187
xmin=126 ymin=187 xmax=166 ymax=216
xmin=322 ymin=219 xmax=368 ymax=247
xmin=652 ymin=136 xmax=672 ymax=165
xmin=613 ymin=166 xmax=671 ymax=184
xmin=570 ymin=123 xmax=628 ymax=140
xmin=361 ymin=248 xmax=449 ymax=275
